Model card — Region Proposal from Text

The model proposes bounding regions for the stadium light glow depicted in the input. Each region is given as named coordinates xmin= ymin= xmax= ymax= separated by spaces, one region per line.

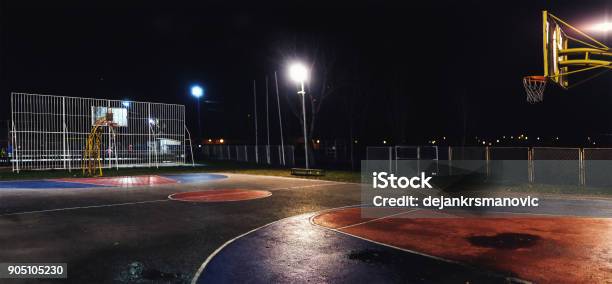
xmin=191 ymin=85 xmax=204 ymax=98
xmin=289 ymin=63 xmax=308 ymax=83
xmin=122 ymin=101 xmax=130 ymax=108
xmin=590 ymin=22 xmax=612 ymax=32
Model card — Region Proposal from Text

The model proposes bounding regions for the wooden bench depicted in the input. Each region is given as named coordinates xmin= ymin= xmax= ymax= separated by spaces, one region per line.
xmin=291 ymin=168 xmax=325 ymax=176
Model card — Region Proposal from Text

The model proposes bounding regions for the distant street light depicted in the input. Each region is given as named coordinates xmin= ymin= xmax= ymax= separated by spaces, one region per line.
xmin=191 ymin=85 xmax=204 ymax=140
xmin=289 ymin=62 xmax=310 ymax=169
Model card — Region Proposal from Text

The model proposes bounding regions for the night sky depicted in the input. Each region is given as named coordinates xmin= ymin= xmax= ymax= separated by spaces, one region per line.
xmin=1 ymin=0 xmax=611 ymax=145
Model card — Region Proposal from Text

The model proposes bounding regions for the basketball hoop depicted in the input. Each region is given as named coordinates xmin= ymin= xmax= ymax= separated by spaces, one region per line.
xmin=523 ymin=76 xmax=547 ymax=103
xmin=83 ymin=115 xmax=119 ymax=177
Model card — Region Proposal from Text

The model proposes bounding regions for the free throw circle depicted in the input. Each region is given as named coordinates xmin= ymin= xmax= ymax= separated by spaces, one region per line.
xmin=168 ymin=189 xmax=272 ymax=202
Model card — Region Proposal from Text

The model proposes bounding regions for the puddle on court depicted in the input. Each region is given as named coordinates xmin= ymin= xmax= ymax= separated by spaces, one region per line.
xmin=118 ymin=261 xmax=184 ymax=283
xmin=348 ymin=249 xmax=387 ymax=264
xmin=467 ymin=233 xmax=540 ymax=250
xmin=141 ymin=268 xmax=181 ymax=281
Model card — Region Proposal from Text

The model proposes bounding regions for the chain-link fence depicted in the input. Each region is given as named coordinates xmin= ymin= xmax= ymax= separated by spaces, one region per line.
xmin=202 ymin=145 xmax=294 ymax=166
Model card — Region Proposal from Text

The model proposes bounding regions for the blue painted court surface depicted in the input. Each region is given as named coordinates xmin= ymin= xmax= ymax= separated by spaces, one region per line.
xmin=164 ymin=173 xmax=227 ymax=183
xmin=0 ymin=173 xmax=227 ymax=189
xmin=0 ymin=180 xmax=105 ymax=189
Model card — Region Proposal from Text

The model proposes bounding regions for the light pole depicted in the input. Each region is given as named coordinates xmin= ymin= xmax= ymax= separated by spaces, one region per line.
xmin=289 ymin=63 xmax=309 ymax=169
xmin=191 ymin=85 xmax=204 ymax=141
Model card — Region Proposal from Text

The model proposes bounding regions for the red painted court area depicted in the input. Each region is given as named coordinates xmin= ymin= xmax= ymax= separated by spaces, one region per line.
xmin=313 ymin=207 xmax=612 ymax=283
xmin=169 ymin=189 xmax=272 ymax=202
xmin=57 ymin=175 xmax=177 ymax=187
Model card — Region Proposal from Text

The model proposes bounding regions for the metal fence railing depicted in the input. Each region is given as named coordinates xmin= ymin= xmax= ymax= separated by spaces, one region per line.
xmin=10 ymin=93 xmax=194 ymax=172
xmin=202 ymin=145 xmax=294 ymax=167
xmin=532 ymin=147 xmax=582 ymax=185
xmin=366 ymin=146 xmax=612 ymax=187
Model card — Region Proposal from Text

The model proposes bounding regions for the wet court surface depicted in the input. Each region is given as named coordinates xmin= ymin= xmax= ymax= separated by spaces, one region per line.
xmin=196 ymin=212 xmax=516 ymax=284
xmin=313 ymin=207 xmax=612 ymax=283
xmin=0 ymin=173 xmax=610 ymax=283
xmin=0 ymin=174 xmax=360 ymax=283
xmin=0 ymin=173 xmax=227 ymax=189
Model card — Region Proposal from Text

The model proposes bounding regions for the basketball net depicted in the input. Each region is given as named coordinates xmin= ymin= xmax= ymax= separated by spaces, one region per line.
xmin=523 ymin=76 xmax=547 ymax=103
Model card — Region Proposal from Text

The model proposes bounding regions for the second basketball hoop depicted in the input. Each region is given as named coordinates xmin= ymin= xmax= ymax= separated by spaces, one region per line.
xmin=523 ymin=76 xmax=547 ymax=103
xmin=523 ymin=11 xmax=612 ymax=103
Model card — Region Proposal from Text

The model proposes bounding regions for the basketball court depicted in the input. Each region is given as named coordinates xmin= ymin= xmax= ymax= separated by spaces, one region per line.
xmin=1 ymin=9 xmax=611 ymax=284
xmin=1 ymin=170 xmax=610 ymax=283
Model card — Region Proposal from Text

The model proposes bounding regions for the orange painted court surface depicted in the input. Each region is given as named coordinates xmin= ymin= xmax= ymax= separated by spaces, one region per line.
xmin=169 ymin=189 xmax=272 ymax=202
xmin=313 ymin=207 xmax=612 ymax=283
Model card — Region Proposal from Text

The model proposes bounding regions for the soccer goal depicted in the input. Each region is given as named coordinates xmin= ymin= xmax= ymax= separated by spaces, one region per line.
xmin=10 ymin=93 xmax=194 ymax=173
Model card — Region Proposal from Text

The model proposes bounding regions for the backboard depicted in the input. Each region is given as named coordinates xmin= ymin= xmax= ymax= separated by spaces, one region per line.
xmin=543 ymin=11 xmax=569 ymax=88
xmin=91 ymin=106 xmax=128 ymax=127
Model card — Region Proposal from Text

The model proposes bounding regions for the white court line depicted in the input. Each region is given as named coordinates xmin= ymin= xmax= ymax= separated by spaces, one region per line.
xmin=268 ymin=182 xmax=352 ymax=191
xmin=335 ymin=209 xmax=420 ymax=230
xmin=0 ymin=199 xmax=169 ymax=217
xmin=1 ymin=182 xmax=353 ymax=217
xmin=223 ymin=172 xmax=355 ymax=184
xmin=168 ymin=190 xmax=273 ymax=203
xmin=472 ymin=210 xmax=588 ymax=217
xmin=190 ymin=204 xmax=362 ymax=284
xmin=192 ymin=204 xmax=530 ymax=284
xmin=308 ymin=209 xmax=532 ymax=284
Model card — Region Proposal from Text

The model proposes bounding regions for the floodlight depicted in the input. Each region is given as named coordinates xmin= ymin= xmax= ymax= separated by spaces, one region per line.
xmin=289 ymin=63 xmax=308 ymax=83
xmin=122 ymin=101 xmax=130 ymax=108
xmin=191 ymin=85 xmax=204 ymax=98
xmin=590 ymin=22 xmax=612 ymax=32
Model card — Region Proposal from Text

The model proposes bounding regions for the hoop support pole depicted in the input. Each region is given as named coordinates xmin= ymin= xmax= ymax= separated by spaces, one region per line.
xmin=543 ymin=10 xmax=549 ymax=77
